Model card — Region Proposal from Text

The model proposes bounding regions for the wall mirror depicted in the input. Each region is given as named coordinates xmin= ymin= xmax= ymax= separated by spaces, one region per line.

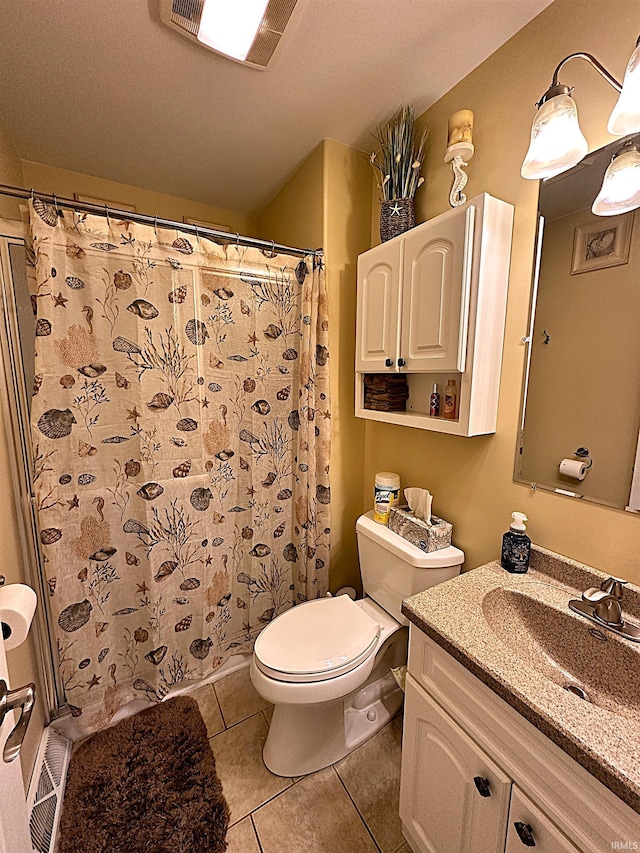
xmin=516 ymin=136 xmax=640 ymax=512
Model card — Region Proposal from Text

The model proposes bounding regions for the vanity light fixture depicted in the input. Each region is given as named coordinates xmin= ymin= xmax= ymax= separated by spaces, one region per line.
xmin=592 ymin=140 xmax=640 ymax=215
xmin=521 ymin=37 xmax=640 ymax=181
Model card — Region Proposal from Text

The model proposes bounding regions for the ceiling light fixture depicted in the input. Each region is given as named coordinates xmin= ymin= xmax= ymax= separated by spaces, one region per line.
xmin=159 ymin=0 xmax=299 ymax=70
xmin=197 ymin=0 xmax=269 ymax=61
xmin=521 ymin=37 xmax=640 ymax=181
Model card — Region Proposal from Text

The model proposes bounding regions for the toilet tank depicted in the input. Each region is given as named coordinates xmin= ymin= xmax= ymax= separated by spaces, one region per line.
xmin=356 ymin=511 xmax=464 ymax=625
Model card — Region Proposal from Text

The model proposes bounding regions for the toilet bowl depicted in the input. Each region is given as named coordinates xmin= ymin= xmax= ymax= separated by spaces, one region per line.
xmin=250 ymin=511 xmax=464 ymax=777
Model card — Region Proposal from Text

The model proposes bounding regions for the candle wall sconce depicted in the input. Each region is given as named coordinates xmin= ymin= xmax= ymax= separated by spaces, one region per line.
xmin=445 ymin=109 xmax=474 ymax=207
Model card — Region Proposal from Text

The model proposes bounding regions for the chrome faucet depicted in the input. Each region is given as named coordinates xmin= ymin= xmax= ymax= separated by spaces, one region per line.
xmin=569 ymin=576 xmax=640 ymax=641
xmin=581 ymin=577 xmax=625 ymax=627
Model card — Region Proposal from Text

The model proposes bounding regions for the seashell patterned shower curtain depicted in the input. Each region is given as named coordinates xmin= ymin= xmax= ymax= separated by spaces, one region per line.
xmin=28 ymin=200 xmax=330 ymax=733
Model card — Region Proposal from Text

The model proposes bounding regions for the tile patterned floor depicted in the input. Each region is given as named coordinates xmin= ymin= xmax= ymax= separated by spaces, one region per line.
xmin=191 ymin=666 xmax=409 ymax=853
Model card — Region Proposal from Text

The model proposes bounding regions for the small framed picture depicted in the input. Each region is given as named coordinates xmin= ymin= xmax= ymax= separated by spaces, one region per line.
xmin=571 ymin=212 xmax=633 ymax=275
xmin=183 ymin=217 xmax=230 ymax=233
xmin=74 ymin=193 xmax=137 ymax=213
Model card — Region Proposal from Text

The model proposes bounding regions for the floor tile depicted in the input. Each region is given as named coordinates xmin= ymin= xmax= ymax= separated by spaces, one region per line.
xmin=335 ymin=723 xmax=404 ymax=853
xmin=225 ymin=816 xmax=261 ymax=853
xmin=189 ymin=683 xmax=225 ymax=737
xmin=214 ymin=664 xmax=272 ymax=727
xmin=263 ymin=704 xmax=274 ymax=724
xmin=211 ymin=712 xmax=291 ymax=822
xmin=393 ymin=712 xmax=403 ymax=733
xmin=394 ymin=844 xmax=411 ymax=853
xmin=253 ymin=766 xmax=378 ymax=853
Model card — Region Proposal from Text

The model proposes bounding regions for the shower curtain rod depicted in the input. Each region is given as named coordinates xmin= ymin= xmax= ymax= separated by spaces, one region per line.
xmin=0 ymin=182 xmax=322 ymax=259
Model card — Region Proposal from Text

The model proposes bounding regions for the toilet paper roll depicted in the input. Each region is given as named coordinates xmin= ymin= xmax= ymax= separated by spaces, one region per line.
xmin=559 ymin=458 xmax=588 ymax=481
xmin=0 ymin=584 xmax=37 ymax=650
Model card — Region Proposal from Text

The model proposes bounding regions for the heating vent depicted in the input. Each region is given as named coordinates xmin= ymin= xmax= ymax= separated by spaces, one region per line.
xmin=27 ymin=727 xmax=72 ymax=853
xmin=159 ymin=0 xmax=298 ymax=69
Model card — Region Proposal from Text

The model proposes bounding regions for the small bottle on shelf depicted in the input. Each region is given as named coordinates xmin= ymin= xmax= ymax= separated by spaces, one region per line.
xmin=443 ymin=378 xmax=457 ymax=419
xmin=429 ymin=383 xmax=440 ymax=417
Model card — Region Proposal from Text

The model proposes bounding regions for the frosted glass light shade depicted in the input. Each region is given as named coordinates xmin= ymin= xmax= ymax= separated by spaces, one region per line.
xmin=521 ymin=94 xmax=589 ymax=179
xmin=197 ymin=0 xmax=269 ymax=61
xmin=608 ymin=43 xmax=640 ymax=135
xmin=592 ymin=146 xmax=640 ymax=215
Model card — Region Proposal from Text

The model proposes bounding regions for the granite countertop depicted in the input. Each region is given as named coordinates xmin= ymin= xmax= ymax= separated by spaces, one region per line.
xmin=401 ymin=544 xmax=640 ymax=814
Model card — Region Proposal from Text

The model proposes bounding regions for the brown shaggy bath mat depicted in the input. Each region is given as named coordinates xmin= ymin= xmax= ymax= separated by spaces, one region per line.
xmin=57 ymin=696 xmax=229 ymax=853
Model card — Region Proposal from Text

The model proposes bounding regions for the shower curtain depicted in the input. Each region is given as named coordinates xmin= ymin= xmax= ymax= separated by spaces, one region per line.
xmin=28 ymin=199 xmax=330 ymax=733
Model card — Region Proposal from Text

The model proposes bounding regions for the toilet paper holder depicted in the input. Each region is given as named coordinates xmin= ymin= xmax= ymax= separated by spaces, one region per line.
xmin=573 ymin=447 xmax=593 ymax=470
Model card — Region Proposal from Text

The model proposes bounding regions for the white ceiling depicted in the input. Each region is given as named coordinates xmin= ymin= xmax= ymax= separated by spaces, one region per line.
xmin=0 ymin=0 xmax=555 ymax=215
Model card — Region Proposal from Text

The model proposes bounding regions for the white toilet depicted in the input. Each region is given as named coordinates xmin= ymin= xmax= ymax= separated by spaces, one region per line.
xmin=250 ymin=510 xmax=464 ymax=777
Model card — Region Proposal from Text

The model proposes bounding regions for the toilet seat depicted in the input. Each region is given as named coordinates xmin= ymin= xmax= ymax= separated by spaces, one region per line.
xmin=254 ymin=595 xmax=381 ymax=683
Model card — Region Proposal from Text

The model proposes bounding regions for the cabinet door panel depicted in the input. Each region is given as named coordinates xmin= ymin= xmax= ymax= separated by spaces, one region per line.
xmin=356 ymin=240 xmax=402 ymax=371
xmin=400 ymin=677 xmax=511 ymax=853
xmin=400 ymin=206 xmax=473 ymax=372
xmin=506 ymin=788 xmax=581 ymax=853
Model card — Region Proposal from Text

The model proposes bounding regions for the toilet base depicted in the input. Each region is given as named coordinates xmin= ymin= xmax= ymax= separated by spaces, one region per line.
xmin=262 ymin=628 xmax=407 ymax=777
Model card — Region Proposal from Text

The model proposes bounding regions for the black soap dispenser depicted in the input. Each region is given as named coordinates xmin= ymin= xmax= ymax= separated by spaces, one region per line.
xmin=500 ymin=512 xmax=531 ymax=573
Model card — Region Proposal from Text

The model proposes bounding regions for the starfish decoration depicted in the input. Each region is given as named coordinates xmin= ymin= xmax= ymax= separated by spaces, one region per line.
xmin=127 ymin=406 xmax=141 ymax=423
xmin=66 ymin=494 xmax=80 ymax=510
xmin=321 ymin=410 xmax=331 ymax=419
xmin=246 ymin=485 xmax=256 ymax=498
xmin=130 ymin=424 xmax=142 ymax=437
xmin=205 ymin=555 xmax=213 ymax=566
xmin=53 ymin=291 xmax=68 ymax=308
xmin=247 ymin=332 xmax=258 ymax=346
xmin=137 ymin=581 xmax=149 ymax=595
xmin=389 ymin=202 xmax=403 ymax=216
xmin=86 ymin=674 xmax=101 ymax=690
xmin=201 ymin=397 xmax=209 ymax=409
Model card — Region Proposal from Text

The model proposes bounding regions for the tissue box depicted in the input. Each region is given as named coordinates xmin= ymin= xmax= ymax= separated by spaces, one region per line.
xmin=388 ymin=504 xmax=453 ymax=552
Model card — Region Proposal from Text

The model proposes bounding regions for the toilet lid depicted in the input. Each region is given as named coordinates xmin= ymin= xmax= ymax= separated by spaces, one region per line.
xmin=254 ymin=595 xmax=381 ymax=683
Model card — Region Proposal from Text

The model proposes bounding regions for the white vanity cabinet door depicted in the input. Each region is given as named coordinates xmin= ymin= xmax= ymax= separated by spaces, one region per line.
xmin=400 ymin=676 xmax=511 ymax=853
xmin=399 ymin=204 xmax=474 ymax=372
xmin=355 ymin=237 xmax=402 ymax=372
xmin=505 ymin=787 xmax=581 ymax=853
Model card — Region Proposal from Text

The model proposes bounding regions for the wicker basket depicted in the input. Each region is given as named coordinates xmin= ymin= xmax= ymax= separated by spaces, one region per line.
xmin=380 ymin=198 xmax=415 ymax=242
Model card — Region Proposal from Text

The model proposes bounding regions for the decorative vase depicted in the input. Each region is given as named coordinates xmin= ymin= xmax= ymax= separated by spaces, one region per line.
xmin=380 ymin=198 xmax=416 ymax=242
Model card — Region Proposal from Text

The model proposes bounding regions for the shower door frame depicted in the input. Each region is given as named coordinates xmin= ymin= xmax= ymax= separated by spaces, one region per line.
xmin=0 ymin=217 xmax=61 ymax=719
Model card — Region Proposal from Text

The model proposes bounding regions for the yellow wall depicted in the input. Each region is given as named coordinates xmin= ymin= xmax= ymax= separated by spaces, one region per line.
xmin=363 ymin=0 xmax=640 ymax=582
xmin=258 ymin=139 xmax=372 ymax=591
xmin=21 ymin=161 xmax=257 ymax=237
xmin=522 ymin=207 xmax=640 ymax=506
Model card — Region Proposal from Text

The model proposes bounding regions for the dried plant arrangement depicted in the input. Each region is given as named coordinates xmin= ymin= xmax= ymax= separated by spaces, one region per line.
xmin=370 ymin=104 xmax=428 ymax=201
xmin=370 ymin=105 xmax=429 ymax=242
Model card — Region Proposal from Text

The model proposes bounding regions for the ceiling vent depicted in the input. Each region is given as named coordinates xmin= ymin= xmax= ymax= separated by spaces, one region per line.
xmin=159 ymin=0 xmax=299 ymax=70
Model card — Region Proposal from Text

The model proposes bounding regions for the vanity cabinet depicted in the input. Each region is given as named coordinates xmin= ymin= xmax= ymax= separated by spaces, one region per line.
xmin=355 ymin=193 xmax=514 ymax=436
xmin=400 ymin=628 xmax=640 ymax=853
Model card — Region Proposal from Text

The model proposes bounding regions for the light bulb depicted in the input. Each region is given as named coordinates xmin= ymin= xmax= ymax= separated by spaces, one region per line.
xmin=521 ymin=93 xmax=588 ymax=180
xmin=592 ymin=144 xmax=640 ymax=215
xmin=608 ymin=42 xmax=640 ymax=136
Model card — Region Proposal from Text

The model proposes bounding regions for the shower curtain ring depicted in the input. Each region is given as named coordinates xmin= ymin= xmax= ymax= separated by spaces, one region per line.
xmin=154 ymin=215 xmax=159 ymax=236
xmin=30 ymin=188 xmax=35 ymax=202
xmin=53 ymin=194 xmax=59 ymax=216
xmin=104 ymin=204 xmax=111 ymax=228
xmin=194 ymin=223 xmax=200 ymax=245
xmin=235 ymin=232 xmax=240 ymax=249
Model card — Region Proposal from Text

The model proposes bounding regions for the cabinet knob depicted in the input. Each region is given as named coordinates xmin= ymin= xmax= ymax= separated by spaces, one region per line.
xmin=385 ymin=358 xmax=394 ymax=367
xmin=397 ymin=357 xmax=406 ymax=367
xmin=514 ymin=822 xmax=536 ymax=847
xmin=473 ymin=776 xmax=491 ymax=797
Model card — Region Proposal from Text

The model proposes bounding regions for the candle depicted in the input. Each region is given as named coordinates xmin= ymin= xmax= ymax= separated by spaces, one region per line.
xmin=447 ymin=110 xmax=474 ymax=147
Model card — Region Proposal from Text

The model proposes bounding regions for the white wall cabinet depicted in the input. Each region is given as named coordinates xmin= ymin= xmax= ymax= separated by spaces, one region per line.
xmin=400 ymin=628 xmax=640 ymax=853
xmin=355 ymin=194 xmax=514 ymax=436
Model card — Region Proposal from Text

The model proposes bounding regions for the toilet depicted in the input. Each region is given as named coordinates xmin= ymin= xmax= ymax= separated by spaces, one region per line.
xmin=250 ymin=510 xmax=464 ymax=777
